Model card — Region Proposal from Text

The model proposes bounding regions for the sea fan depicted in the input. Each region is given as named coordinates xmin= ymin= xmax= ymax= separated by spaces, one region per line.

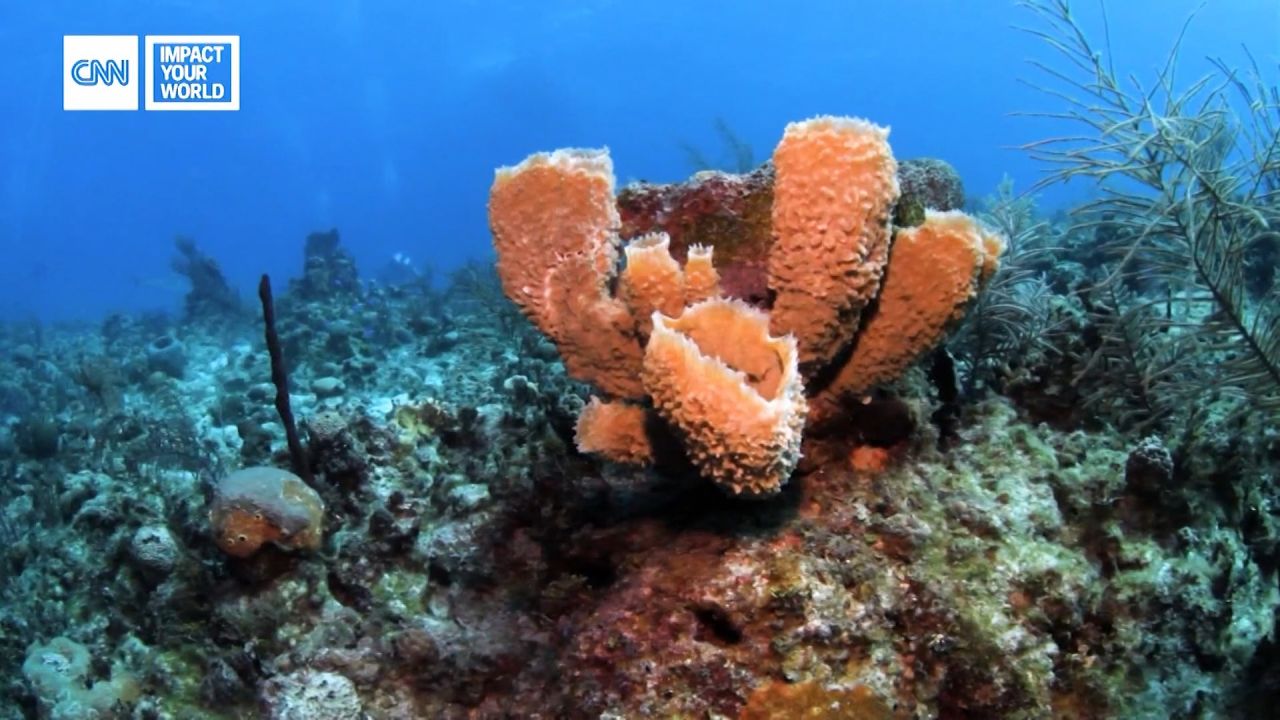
xmin=1019 ymin=0 xmax=1280 ymax=426
xmin=1072 ymin=283 xmax=1191 ymax=431
xmin=950 ymin=177 xmax=1058 ymax=395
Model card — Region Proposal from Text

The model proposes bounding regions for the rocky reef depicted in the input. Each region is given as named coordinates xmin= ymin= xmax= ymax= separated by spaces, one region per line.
xmin=0 ymin=112 xmax=1277 ymax=720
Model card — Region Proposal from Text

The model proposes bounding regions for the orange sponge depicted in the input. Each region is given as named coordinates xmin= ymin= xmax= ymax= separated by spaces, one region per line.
xmin=575 ymin=396 xmax=654 ymax=465
xmin=682 ymin=244 xmax=721 ymax=305
xmin=812 ymin=210 xmax=1000 ymax=418
xmin=769 ymin=116 xmax=900 ymax=374
xmin=209 ymin=466 xmax=325 ymax=558
xmin=489 ymin=119 xmax=1003 ymax=495
xmin=620 ymin=232 xmax=686 ymax=338
xmin=978 ymin=224 xmax=1006 ymax=284
xmin=490 ymin=149 xmax=646 ymax=398
xmin=543 ymin=253 xmax=647 ymax=398
xmin=643 ymin=298 xmax=807 ymax=496
xmin=489 ymin=149 xmax=619 ymax=331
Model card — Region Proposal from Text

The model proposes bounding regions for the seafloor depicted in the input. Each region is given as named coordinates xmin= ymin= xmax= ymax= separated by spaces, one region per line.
xmin=1 ymin=154 xmax=1278 ymax=719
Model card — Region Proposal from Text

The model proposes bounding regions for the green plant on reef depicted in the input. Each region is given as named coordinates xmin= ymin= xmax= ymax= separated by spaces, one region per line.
xmin=1020 ymin=0 xmax=1280 ymax=428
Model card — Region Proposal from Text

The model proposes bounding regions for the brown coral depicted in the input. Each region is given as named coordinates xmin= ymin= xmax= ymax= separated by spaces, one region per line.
xmin=643 ymin=298 xmax=807 ymax=496
xmin=769 ymin=116 xmax=899 ymax=374
xmin=617 ymin=165 xmax=775 ymax=306
xmin=208 ymin=466 xmax=325 ymax=558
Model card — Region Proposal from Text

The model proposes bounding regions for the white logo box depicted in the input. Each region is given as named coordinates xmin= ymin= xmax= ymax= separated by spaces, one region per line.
xmin=63 ymin=35 xmax=139 ymax=111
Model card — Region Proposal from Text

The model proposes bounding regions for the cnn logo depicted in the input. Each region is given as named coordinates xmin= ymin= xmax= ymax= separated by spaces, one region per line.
xmin=70 ymin=59 xmax=129 ymax=87
xmin=64 ymin=36 xmax=138 ymax=110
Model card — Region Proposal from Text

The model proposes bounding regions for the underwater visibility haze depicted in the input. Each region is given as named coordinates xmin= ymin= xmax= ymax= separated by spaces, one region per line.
xmin=1 ymin=0 xmax=1279 ymax=717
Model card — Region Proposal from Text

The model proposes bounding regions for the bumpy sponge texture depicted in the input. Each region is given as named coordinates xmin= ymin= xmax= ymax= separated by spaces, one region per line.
xmin=642 ymin=298 xmax=807 ymax=496
xmin=544 ymin=253 xmax=646 ymax=398
xmin=814 ymin=211 xmax=999 ymax=414
xmin=768 ymin=116 xmax=900 ymax=373
xmin=490 ymin=149 xmax=646 ymax=398
xmin=489 ymin=149 xmax=620 ymax=329
xmin=620 ymin=232 xmax=686 ymax=338
xmin=489 ymin=120 xmax=1001 ymax=495
xmin=682 ymin=244 xmax=722 ymax=305
xmin=209 ymin=466 xmax=325 ymax=558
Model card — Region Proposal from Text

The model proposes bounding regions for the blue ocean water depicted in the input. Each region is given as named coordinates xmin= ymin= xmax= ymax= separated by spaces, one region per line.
xmin=0 ymin=0 xmax=1273 ymax=322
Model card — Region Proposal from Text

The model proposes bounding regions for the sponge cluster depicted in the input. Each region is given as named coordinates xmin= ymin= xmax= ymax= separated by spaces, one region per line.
xmin=489 ymin=116 xmax=1002 ymax=496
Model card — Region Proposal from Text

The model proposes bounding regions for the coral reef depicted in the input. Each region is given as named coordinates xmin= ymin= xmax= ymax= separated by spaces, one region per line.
xmin=171 ymin=236 xmax=240 ymax=322
xmin=293 ymin=229 xmax=361 ymax=301
xmin=23 ymin=637 xmax=139 ymax=718
xmin=897 ymin=156 xmax=966 ymax=213
xmin=0 ymin=210 xmax=1276 ymax=718
xmin=1 ymin=14 xmax=1277 ymax=715
xmin=1022 ymin=0 xmax=1280 ymax=428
